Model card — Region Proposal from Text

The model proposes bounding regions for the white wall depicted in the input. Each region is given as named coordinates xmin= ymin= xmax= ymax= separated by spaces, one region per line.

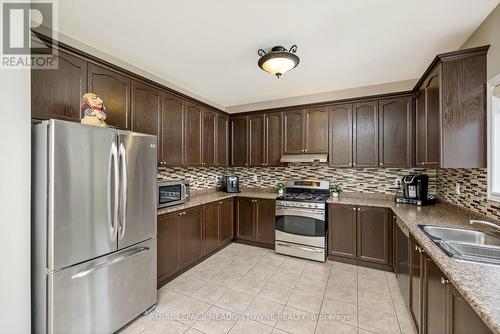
xmin=0 ymin=68 xmax=31 ymax=333
xmin=462 ymin=2 xmax=500 ymax=80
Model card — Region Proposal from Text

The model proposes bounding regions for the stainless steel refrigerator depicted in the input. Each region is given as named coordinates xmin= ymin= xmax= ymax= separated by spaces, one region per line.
xmin=32 ymin=119 xmax=157 ymax=334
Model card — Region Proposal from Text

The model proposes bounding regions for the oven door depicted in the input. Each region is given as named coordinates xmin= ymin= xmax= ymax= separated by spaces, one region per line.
xmin=275 ymin=206 xmax=325 ymax=248
xmin=158 ymin=183 xmax=186 ymax=208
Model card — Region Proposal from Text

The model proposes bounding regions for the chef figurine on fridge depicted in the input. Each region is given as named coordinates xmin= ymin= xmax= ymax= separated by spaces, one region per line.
xmin=80 ymin=92 xmax=108 ymax=127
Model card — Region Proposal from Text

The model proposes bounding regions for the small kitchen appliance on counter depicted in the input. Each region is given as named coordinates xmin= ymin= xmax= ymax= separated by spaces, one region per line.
xmin=158 ymin=180 xmax=190 ymax=208
xmin=222 ymin=175 xmax=240 ymax=193
xmin=275 ymin=179 xmax=330 ymax=262
xmin=395 ymin=174 xmax=436 ymax=206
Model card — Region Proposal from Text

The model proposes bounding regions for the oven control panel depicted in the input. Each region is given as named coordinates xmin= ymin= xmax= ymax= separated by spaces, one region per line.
xmin=276 ymin=200 xmax=325 ymax=210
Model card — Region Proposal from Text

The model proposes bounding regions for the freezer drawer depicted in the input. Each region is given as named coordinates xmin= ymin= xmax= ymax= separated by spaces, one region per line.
xmin=45 ymin=239 xmax=156 ymax=334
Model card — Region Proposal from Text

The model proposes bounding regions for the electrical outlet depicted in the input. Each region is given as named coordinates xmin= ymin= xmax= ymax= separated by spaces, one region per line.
xmin=394 ymin=178 xmax=401 ymax=188
xmin=214 ymin=176 xmax=220 ymax=184
xmin=252 ymin=174 xmax=258 ymax=182
xmin=455 ymin=182 xmax=461 ymax=195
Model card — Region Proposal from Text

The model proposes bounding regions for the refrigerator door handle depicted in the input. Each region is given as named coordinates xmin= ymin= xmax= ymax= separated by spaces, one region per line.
xmin=71 ymin=246 xmax=150 ymax=279
xmin=107 ymin=141 xmax=119 ymax=241
xmin=118 ymin=141 xmax=128 ymax=240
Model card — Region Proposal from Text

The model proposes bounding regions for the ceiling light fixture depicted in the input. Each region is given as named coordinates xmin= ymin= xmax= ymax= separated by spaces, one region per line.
xmin=257 ymin=45 xmax=300 ymax=78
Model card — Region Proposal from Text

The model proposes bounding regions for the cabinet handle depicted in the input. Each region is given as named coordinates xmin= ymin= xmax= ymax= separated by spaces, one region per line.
xmin=353 ymin=207 xmax=356 ymax=211
xmin=379 ymin=163 xmax=383 ymax=166
xmin=349 ymin=163 xmax=352 ymax=166
xmin=353 ymin=163 xmax=356 ymax=166
xmin=305 ymin=149 xmax=308 ymax=152
xmin=441 ymin=277 xmax=450 ymax=285
xmin=415 ymin=245 xmax=419 ymax=251
xmin=357 ymin=208 xmax=361 ymax=211
xmin=218 ymin=201 xmax=223 ymax=205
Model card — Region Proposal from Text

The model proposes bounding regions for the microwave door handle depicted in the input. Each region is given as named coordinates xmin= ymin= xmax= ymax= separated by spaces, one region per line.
xmin=181 ymin=183 xmax=188 ymax=199
xmin=118 ymin=142 xmax=127 ymax=240
xmin=107 ymin=141 xmax=118 ymax=241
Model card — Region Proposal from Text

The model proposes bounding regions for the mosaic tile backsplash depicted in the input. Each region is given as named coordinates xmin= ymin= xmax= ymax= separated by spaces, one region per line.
xmin=159 ymin=164 xmax=437 ymax=196
xmin=437 ymin=168 xmax=500 ymax=221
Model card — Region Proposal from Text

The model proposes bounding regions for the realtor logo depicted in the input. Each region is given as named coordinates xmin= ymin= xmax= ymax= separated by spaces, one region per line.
xmin=1 ymin=0 xmax=58 ymax=69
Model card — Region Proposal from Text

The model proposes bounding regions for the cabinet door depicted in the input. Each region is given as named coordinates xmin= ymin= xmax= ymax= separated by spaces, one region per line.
xmin=203 ymin=202 xmax=219 ymax=255
xmin=231 ymin=116 xmax=248 ymax=166
xmin=446 ymin=284 xmax=491 ymax=334
xmin=248 ymin=115 xmax=265 ymax=167
xmin=353 ymin=101 xmax=378 ymax=167
xmin=219 ymin=199 xmax=234 ymax=244
xmin=416 ymin=88 xmax=426 ymax=166
xmin=356 ymin=206 xmax=389 ymax=264
xmin=329 ymin=104 xmax=353 ymax=167
xmin=180 ymin=206 xmax=203 ymax=267
xmin=255 ymin=199 xmax=275 ymax=245
xmin=265 ymin=112 xmax=283 ymax=167
xmin=217 ymin=114 xmax=229 ymax=166
xmin=201 ymin=109 xmax=216 ymax=166
xmin=87 ymin=63 xmax=130 ymax=129
xmin=283 ymin=109 xmax=305 ymax=154
xmin=160 ymin=92 xmax=184 ymax=166
xmin=184 ymin=102 xmax=202 ymax=166
xmin=157 ymin=213 xmax=180 ymax=282
xmin=236 ymin=197 xmax=255 ymax=240
xmin=424 ymin=255 xmax=447 ymax=334
xmin=328 ymin=205 xmax=357 ymax=258
xmin=378 ymin=96 xmax=412 ymax=167
xmin=32 ymin=49 xmax=87 ymax=122
xmin=425 ymin=68 xmax=441 ymax=168
xmin=305 ymin=106 xmax=328 ymax=153
xmin=410 ymin=235 xmax=423 ymax=333
xmin=131 ymin=80 xmax=160 ymax=136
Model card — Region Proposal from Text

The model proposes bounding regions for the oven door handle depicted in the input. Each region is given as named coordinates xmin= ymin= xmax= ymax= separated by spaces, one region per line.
xmin=276 ymin=208 xmax=325 ymax=221
xmin=276 ymin=243 xmax=323 ymax=253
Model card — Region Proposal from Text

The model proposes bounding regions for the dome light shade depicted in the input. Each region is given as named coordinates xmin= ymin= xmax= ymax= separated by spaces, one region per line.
xmin=258 ymin=45 xmax=300 ymax=78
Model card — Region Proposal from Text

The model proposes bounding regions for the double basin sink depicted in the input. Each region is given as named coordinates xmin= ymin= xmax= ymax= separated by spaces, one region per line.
xmin=419 ymin=225 xmax=500 ymax=265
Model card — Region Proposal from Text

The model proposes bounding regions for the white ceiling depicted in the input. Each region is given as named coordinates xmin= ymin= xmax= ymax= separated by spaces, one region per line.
xmin=56 ymin=0 xmax=499 ymax=109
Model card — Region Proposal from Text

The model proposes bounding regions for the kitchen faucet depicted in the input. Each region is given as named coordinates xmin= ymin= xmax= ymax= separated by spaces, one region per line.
xmin=469 ymin=220 xmax=500 ymax=231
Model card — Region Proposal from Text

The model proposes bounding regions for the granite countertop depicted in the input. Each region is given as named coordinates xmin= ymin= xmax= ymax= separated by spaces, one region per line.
xmin=328 ymin=196 xmax=500 ymax=334
xmin=157 ymin=189 xmax=279 ymax=215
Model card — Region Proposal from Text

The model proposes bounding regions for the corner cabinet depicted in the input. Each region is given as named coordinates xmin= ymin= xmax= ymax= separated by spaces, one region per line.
xmin=236 ymin=197 xmax=275 ymax=246
xmin=415 ymin=46 xmax=488 ymax=168
xmin=203 ymin=198 xmax=235 ymax=255
xmin=328 ymin=204 xmax=391 ymax=268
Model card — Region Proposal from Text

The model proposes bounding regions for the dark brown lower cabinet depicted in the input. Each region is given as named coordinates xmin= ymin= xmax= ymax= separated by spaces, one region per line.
xmin=328 ymin=204 xmax=391 ymax=268
xmin=157 ymin=212 xmax=181 ymax=284
xmin=328 ymin=204 xmax=357 ymax=258
xmin=424 ymin=254 xmax=447 ymax=334
xmin=180 ymin=206 xmax=203 ymax=267
xmin=446 ymin=284 xmax=491 ymax=334
xmin=203 ymin=202 xmax=219 ymax=254
xmin=219 ymin=199 xmax=234 ymax=244
xmin=236 ymin=197 xmax=275 ymax=245
xmin=357 ymin=206 xmax=390 ymax=264
xmin=410 ymin=234 xmax=423 ymax=333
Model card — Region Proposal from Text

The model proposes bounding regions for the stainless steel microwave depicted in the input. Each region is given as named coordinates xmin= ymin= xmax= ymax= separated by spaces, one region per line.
xmin=158 ymin=180 xmax=190 ymax=208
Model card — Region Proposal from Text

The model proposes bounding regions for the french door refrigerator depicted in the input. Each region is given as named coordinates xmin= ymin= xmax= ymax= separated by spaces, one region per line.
xmin=32 ymin=119 xmax=157 ymax=334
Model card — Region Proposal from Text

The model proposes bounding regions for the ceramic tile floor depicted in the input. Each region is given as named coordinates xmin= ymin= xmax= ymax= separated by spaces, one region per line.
xmin=120 ymin=243 xmax=417 ymax=334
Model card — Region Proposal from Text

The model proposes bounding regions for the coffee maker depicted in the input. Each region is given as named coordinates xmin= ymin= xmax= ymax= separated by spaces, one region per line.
xmin=222 ymin=175 xmax=240 ymax=193
xmin=396 ymin=174 xmax=435 ymax=206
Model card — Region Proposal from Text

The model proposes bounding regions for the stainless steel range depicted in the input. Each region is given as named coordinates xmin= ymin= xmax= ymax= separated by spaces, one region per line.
xmin=275 ymin=180 xmax=330 ymax=262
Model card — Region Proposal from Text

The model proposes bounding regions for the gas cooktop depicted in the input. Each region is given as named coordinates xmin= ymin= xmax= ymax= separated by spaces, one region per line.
xmin=276 ymin=192 xmax=330 ymax=203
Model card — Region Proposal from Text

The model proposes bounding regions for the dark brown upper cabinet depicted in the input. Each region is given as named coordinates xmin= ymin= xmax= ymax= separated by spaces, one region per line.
xmin=328 ymin=104 xmax=353 ymax=167
xmin=248 ymin=114 xmax=265 ymax=167
xmin=160 ymin=92 xmax=184 ymax=166
xmin=415 ymin=46 xmax=488 ymax=168
xmin=328 ymin=204 xmax=357 ymax=258
xmin=87 ymin=63 xmax=131 ymax=129
xmin=201 ymin=109 xmax=216 ymax=167
xmin=357 ymin=206 xmax=390 ymax=265
xmin=378 ymin=96 xmax=413 ymax=167
xmin=264 ymin=112 xmax=283 ymax=167
xmin=283 ymin=109 xmax=305 ymax=154
xmin=284 ymin=108 xmax=328 ymax=154
xmin=416 ymin=66 xmax=440 ymax=168
xmin=32 ymin=49 xmax=87 ymax=122
xmin=216 ymin=114 xmax=229 ymax=167
xmin=231 ymin=115 xmax=248 ymax=167
xmin=131 ymin=80 xmax=160 ymax=136
xmin=305 ymin=107 xmax=329 ymax=153
xmin=184 ymin=102 xmax=202 ymax=166
xmin=353 ymin=100 xmax=379 ymax=167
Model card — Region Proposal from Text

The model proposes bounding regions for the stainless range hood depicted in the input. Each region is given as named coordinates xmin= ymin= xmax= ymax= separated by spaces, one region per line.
xmin=280 ymin=154 xmax=328 ymax=163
